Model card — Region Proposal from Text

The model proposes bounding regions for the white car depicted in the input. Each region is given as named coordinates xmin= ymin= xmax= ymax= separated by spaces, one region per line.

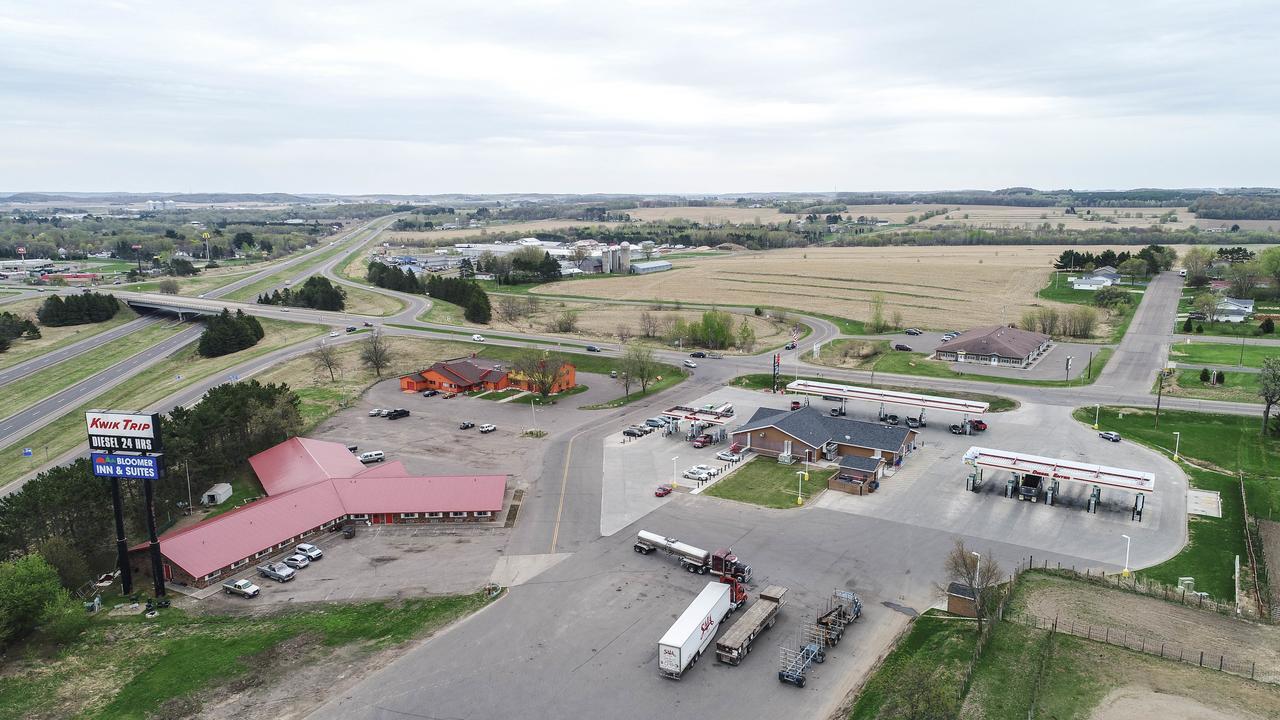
xmin=478 ymin=423 xmax=497 ymax=433
xmin=369 ymin=408 xmax=383 ymax=417
xmin=329 ymin=331 xmax=339 ymax=337
xmin=282 ymin=554 xmax=310 ymax=570
xmin=472 ymin=334 xmax=486 ymax=342
xmin=295 ymin=543 xmax=323 ymax=561
xmin=683 ymin=469 xmax=712 ymax=482
xmin=716 ymin=451 xmax=742 ymax=462
xmin=683 ymin=359 xmax=697 ymax=368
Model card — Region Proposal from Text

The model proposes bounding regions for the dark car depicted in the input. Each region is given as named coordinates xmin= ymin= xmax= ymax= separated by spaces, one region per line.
xmin=459 ymin=421 xmax=475 ymax=430
xmin=386 ymin=408 xmax=410 ymax=420
xmin=422 ymin=389 xmax=439 ymax=397
xmin=893 ymin=344 xmax=913 ymax=352
xmin=362 ymin=321 xmax=373 ymax=327
xmin=622 ymin=427 xmax=646 ymax=438
xmin=689 ymin=351 xmax=707 ymax=358
xmin=586 ymin=345 xmax=602 ymax=352
xmin=905 ymin=417 xmax=923 ymax=428
xmin=1187 ymin=312 xmax=1207 ymax=321
xmin=829 ymin=407 xmax=846 ymax=417
xmin=904 ymin=328 xmax=923 ymax=336
xmin=784 ymin=342 xmax=797 ymax=350
xmin=345 ymin=325 xmax=358 ymax=332
xmin=949 ymin=424 xmax=966 ymax=435
xmin=883 ymin=414 xmax=900 ymax=425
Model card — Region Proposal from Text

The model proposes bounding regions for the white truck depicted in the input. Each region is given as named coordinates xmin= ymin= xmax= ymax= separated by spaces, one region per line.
xmin=657 ymin=580 xmax=747 ymax=679
xmin=634 ymin=530 xmax=752 ymax=582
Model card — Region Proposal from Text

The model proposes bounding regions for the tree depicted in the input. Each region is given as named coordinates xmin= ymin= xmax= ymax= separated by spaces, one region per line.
xmin=1260 ymin=357 xmax=1280 ymax=436
xmin=360 ymin=329 xmax=392 ymax=378
xmin=622 ymin=344 xmax=659 ymax=395
xmin=1200 ymin=367 xmax=1211 ymax=383
xmin=1117 ymin=257 xmax=1148 ymax=284
xmin=616 ymin=324 xmax=632 ymax=343
xmin=943 ymin=539 xmax=1002 ymax=636
xmin=1260 ymin=247 xmax=1280 ymax=292
xmin=37 ymin=537 xmax=89 ymax=591
xmin=168 ymin=258 xmax=198 ymax=276
xmin=232 ymin=231 xmax=255 ymax=249
xmin=0 ymin=554 xmax=66 ymax=646
xmin=1192 ymin=293 xmax=1219 ymax=323
xmin=869 ymin=293 xmax=888 ymax=333
xmin=1182 ymin=317 xmax=1194 ymax=333
xmin=639 ymin=311 xmax=660 ymax=338
xmin=736 ymin=318 xmax=756 ymax=352
xmin=548 ymin=310 xmax=579 ymax=333
xmin=1226 ymin=260 xmax=1263 ymax=298
xmin=458 ymin=257 xmax=475 ymax=279
xmin=465 ymin=292 xmax=491 ymax=323
xmin=1181 ymin=246 xmax=1214 ymax=286
xmin=512 ymin=350 xmax=571 ymax=399
xmin=157 ymin=278 xmax=180 ymax=294
xmin=1091 ymin=286 xmax=1131 ymax=309
xmin=495 ymin=295 xmax=524 ymax=322
xmin=1262 ymin=318 xmax=1275 ymax=335
xmin=313 ymin=340 xmax=340 ymax=382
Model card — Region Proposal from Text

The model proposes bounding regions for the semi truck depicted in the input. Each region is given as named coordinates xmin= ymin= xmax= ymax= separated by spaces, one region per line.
xmin=634 ymin=530 xmax=752 ymax=582
xmin=658 ymin=579 xmax=747 ymax=679
xmin=716 ymin=585 xmax=788 ymax=665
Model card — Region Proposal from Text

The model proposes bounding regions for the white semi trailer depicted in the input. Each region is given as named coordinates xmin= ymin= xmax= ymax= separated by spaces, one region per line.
xmin=634 ymin=530 xmax=752 ymax=582
xmin=657 ymin=580 xmax=747 ymax=679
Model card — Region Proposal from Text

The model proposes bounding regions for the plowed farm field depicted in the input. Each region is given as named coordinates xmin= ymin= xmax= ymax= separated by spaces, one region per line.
xmin=533 ymin=245 xmax=1091 ymax=328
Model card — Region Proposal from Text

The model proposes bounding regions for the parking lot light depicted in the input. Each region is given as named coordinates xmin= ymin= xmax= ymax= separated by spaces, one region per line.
xmin=1121 ymin=534 xmax=1132 ymax=577
xmin=671 ymin=456 xmax=679 ymax=489
xmin=795 ymin=470 xmax=805 ymax=506
xmin=1093 ymin=403 xmax=1100 ymax=430
xmin=1172 ymin=431 xmax=1181 ymax=461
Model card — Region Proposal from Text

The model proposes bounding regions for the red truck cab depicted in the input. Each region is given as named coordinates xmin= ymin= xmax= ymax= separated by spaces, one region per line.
xmin=712 ymin=549 xmax=752 ymax=582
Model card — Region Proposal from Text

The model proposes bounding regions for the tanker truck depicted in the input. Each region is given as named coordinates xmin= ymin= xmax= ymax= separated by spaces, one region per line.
xmin=634 ymin=530 xmax=752 ymax=582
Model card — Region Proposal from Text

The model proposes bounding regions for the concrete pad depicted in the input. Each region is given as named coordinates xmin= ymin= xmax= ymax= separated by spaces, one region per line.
xmin=1187 ymin=489 xmax=1222 ymax=518
xmin=489 ymin=553 xmax=573 ymax=587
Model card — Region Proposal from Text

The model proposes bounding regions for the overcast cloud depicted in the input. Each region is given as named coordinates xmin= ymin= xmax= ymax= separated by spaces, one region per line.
xmin=1 ymin=0 xmax=1278 ymax=194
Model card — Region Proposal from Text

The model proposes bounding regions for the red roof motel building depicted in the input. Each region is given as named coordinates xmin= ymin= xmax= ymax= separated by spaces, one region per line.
xmin=127 ymin=437 xmax=506 ymax=589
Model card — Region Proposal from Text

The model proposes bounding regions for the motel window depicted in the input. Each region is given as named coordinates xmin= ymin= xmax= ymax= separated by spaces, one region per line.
xmin=255 ymin=549 xmax=269 ymax=559
xmin=400 ymin=513 xmax=419 ymax=519
xmin=203 ymin=573 xmax=220 ymax=582
xmin=349 ymin=514 xmax=368 ymax=521
xmin=230 ymin=559 xmax=248 ymax=569
xmin=449 ymin=511 xmax=467 ymax=518
xmin=474 ymin=511 xmax=492 ymax=518
xmin=428 ymin=512 xmax=444 ymax=518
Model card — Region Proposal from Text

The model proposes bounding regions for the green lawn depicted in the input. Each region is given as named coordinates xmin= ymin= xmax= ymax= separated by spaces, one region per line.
xmin=0 ymin=593 xmax=489 ymax=720
xmin=199 ymin=470 xmax=266 ymax=519
xmin=0 ymin=319 xmax=325 ymax=488
xmin=704 ymin=455 xmax=827 ymax=508
xmin=1076 ymin=406 xmax=1279 ymax=599
xmin=0 ymin=321 xmax=190 ymax=419
xmin=1037 ymin=278 xmax=1143 ymax=343
xmin=1168 ymin=341 xmax=1280 ymax=369
xmin=1165 ymin=369 xmax=1262 ymax=404
xmin=729 ymin=373 xmax=1019 ymax=412
xmin=416 ymin=297 xmax=468 ymax=325
xmin=1176 ymin=318 xmax=1277 ymax=338
xmin=847 ymin=610 xmax=976 ymax=720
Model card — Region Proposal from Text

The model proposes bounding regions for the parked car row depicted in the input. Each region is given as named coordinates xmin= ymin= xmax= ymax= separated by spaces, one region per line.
xmin=368 ymin=407 xmax=410 ymax=419
xmin=230 ymin=543 xmax=326 ymax=596
xmin=686 ymin=351 xmax=723 ymax=359
xmin=459 ymin=421 xmax=496 ymax=433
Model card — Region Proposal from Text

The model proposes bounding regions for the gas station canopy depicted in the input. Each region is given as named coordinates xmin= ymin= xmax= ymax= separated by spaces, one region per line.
xmin=786 ymin=380 xmax=989 ymax=415
xmin=963 ymin=446 xmax=1155 ymax=494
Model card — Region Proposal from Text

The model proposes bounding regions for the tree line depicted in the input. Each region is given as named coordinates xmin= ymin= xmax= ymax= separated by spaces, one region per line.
xmin=0 ymin=311 xmax=40 ymax=354
xmin=1053 ymin=244 xmax=1176 ymax=275
xmin=470 ymin=247 xmax=562 ymax=285
xmin=197 ymin=308 xmax=264 ymax=357
xmin=367 ymin=260 xmax=492 ymax=323
xmin=257 ymin=275 xmax=346 ymax=311
xmin=36 ymin=292 xmax=120 ymax=326
xmin=1189 ymin=195 xmax=1280 ymax=220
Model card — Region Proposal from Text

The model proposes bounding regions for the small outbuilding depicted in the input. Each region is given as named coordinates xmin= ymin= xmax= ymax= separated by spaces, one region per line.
xmin=946 ymin=582 xmax=978 ymax=617
xmin=201 ymin=483 xmax=233 ymax=506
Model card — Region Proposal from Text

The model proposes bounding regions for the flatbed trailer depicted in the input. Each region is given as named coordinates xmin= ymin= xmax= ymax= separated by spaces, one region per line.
xmin=716 ymin=585 xmax=787 ymax=665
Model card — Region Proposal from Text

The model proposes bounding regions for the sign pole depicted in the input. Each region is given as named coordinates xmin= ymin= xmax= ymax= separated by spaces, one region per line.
xmin=111 ymin=476 xmax=133 ymax=595
xmin=143 ymin=478 xmax=165 ymax=598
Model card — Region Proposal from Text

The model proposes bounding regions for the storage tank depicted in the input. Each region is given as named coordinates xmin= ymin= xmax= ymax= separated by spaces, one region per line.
xmin=600 ymin=246 xmax=614 ymax=274
xmin=619 ymin=242 xmax=632 ymax=274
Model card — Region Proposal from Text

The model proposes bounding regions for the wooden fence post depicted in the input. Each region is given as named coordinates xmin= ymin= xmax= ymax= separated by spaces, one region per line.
xmin=1199 ymin=651 xmax=1204 ymax=667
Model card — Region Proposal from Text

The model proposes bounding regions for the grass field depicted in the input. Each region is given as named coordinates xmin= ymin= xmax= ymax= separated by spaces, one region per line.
xmin=0 ymin=319 xmax=326 ymax=489
xmin=704 ymin=455 xmax=827 ymax=508
xmin=0 ymin=593 xmax=489 ymax=720
xmin=0 ymin=320 xmax=190 ymax=419
xmin=532 ymin=245 xmax=1093 ymax=329
xmin=338 ymin=282 xmax=405 ymax=316
xmin=1036 ymin=277 xmax=1142 ymax=343
xmin=1168 ymin=341 xmax=1280 ymax=369
xmin=626 ymin=206 xmax=792 ymax=224
xmin=847 ymin=610 xmax=976 ymax=720
xmin=865 ymin=204 xmax=1193 ymax=231
xmin=0 ymin=300 xmax=139 ymax=371
xmin=729 ymin=373 xmax=1020 ymax=412
xmin=1177 ymin=318 xmax=1278 ymax=338
xmin=1163 ymin=369 xmax=1262 ymax=404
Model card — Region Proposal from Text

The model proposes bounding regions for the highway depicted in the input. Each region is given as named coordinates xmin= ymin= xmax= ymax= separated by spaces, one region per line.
xmin=0 ymin=315 xmax=165 ymax=386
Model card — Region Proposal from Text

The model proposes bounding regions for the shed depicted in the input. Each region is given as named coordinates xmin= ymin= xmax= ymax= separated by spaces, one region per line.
xmin=201 ymin=483 xmax=233 ymax=506
xmin=629 ymin=260 xmax=672 ymax=275
xmin=946 ymin=582 xmax=977 ymax=617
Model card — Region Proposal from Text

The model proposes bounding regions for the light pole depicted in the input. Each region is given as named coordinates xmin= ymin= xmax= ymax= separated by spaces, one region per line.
xmin=671 ymin=456 xmax=679 ymax=489
xmin=529 ymin=397 xmax=538 ymax=433
xmin=1121 ymin=534 xmax=1132 ymax=577
xmin=1065 ymin=355 xmax=1073 ymax=382
xmin=1172 ymin=431 xmax=1181 ymax=461
xmin=1093 ymin=403 xmax=1100 ymax=430
xmin=184 ymin=462 xmax=193 ymax=516
xmin=794 ymin=470 xmax=805 ymax=506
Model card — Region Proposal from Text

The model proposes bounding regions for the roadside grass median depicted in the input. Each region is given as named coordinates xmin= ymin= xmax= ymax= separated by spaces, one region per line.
xmin=1161 ymin=369 xmax=1261 ymax=404
xmin=0 ymin=319 xmax=326 ymax=490
xmin=0 ymin=593 xmax=491 ymax=720
xmin=729 ymin=373 xmax=1020 ymax=412
xmin=703 ymin=455 xmax=826 ymax=509
xmin=1075 ymin=406 xmax=1279 ymax=600
xmin=0 ymin=300 xmax=139 ymax=371
xmin=0 ymin=320 xmax=190 ymax=419
xmin=847 ymin=609 xmax=976 ymax=720
xmin=871 ymin=347 xmax=1114 ymax=388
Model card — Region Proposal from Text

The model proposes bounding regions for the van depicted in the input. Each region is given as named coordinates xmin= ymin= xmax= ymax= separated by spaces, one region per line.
xmin=358 ymin=451 xmax=385 ymax=464
xmin=1178 ymin=269 xmax=1187 ymax=277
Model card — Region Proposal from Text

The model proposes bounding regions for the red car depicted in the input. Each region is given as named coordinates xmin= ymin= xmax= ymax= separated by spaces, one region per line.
xmin=968 ymin=419 xmax=988 ymax=431
xmin=692 ymin=434 xmax=712 ymax=448
xmin=654 ymin=485 xmax=673 ymax=497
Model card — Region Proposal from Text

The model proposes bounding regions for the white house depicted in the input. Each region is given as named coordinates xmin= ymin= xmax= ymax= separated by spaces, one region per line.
xmin=1070 ymin=276 xmax=1113 ymax=291
xmin=1216 ymin=297 xmax=1255 ymax=323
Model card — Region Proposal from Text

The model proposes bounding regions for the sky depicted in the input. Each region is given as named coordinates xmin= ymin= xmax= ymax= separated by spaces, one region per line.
xmin=1 ymin=0 xmax=1278 ymax=195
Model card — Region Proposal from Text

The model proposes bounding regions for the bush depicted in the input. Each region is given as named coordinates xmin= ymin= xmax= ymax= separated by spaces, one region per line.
xmin=197 ymin=309 xmax=264 ymax=358
xmin=1092 ymin=286 xmax=1131 ymax=308
xmin=1196 ymin=324 xmax=1204 ymax=333
xmin=1200 ymin=367 xmax=1211 ymax=383
xmin=0 ymin=555 xmax=66 ymax=647
xmin=1262 ymin=318 xmax=1276 ymax=334
xmin=753 ymin=307 xmax=763 ymax=316
xmin=1182 ymin=317 xmax=1194 ymax=333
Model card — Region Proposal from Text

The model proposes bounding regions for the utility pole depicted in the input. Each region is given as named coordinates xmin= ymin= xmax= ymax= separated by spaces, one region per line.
xmin=1155 ymin=371 xmax=1165 ymax=429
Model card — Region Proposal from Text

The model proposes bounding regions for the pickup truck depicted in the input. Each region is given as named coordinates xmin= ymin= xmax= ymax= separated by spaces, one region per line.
xmin=222 ymin=578 xmax=261 ymax=597
xmin=1018 ymin=475 xmax=1043 ymax=502
xmin=257 ymin=562 xmax=296 ymax=583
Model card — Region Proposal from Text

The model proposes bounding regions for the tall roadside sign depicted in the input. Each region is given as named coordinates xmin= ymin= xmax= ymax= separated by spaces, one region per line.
xmin=87 ymin=411 xmax=166 ymax=597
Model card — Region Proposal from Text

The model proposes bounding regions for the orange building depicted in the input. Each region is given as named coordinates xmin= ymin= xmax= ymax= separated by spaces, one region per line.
xmin=400 ymin=356 xmax=576 ymax=395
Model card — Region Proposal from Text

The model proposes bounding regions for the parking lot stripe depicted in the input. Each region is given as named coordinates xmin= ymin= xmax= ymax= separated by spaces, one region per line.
xmin=548 ymin=431 xmax=582 ymax=554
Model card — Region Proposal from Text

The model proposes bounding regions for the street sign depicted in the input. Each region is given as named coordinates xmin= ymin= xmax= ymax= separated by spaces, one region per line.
xmin=86 ymin=411 xmax=163 ymax=452
xmin=90 ymin=453 xmax=162 ymax=480
xmin=22 ymin=448 xmax=32 ymax=457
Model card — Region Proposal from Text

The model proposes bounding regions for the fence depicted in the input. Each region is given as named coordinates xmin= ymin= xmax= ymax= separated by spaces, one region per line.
xmin=955 ymin=562 xmax=1026 ymax=699
xmin=1007 ymin=611 xmax=1263 ymax=682
xmin=1024 ymin=558 xmax=1270 ymax=623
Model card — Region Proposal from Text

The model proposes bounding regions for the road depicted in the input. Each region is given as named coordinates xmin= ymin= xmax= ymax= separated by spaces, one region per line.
xmin=0 ymin=315 xmax=164 ymax=386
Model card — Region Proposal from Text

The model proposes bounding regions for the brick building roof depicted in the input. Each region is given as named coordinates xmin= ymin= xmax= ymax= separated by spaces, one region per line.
xmin=935 ymin=325 xmax=1049 ymax=360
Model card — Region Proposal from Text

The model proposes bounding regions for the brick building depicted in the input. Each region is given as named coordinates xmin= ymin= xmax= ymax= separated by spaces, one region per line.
xmin=399 ymin=356 xmax=576 ymax=395
xmin=730 ymin=406 xmax=916 ymax=466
